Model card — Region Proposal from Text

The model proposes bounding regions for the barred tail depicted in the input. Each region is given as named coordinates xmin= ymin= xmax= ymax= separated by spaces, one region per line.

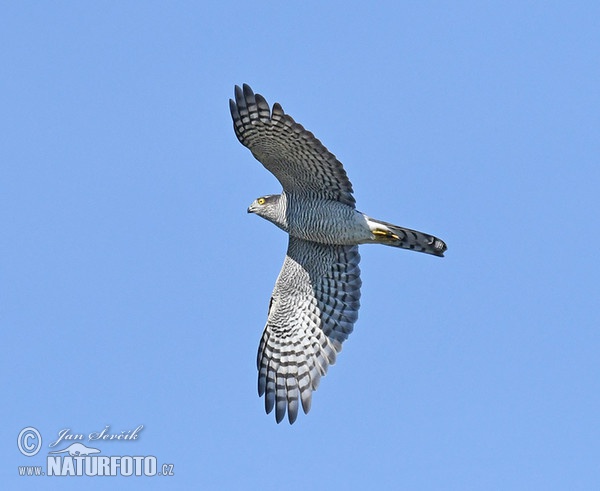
xmin=366 ymin=217 xmax=447 ymax=257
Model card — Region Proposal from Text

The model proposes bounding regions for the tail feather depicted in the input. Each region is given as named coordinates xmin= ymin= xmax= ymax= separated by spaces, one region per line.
xmin=366 ymin=217 xmax=447 ymax=257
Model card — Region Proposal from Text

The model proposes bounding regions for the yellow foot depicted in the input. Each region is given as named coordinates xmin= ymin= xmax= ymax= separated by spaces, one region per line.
xmin=372 ymin=229 xmax=400 ymax=240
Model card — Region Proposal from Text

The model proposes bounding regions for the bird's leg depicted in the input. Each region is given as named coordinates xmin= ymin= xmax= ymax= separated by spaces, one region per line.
xmin=372 ymin=228 xmax=400 ymax=241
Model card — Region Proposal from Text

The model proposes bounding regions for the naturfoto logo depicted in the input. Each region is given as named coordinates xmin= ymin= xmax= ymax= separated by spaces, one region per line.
xmin=17 ymin=425 xmax=175 ymax=478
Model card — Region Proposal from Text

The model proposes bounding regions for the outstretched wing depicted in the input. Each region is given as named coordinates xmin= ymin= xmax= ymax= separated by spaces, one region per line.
xmin=230 ymin=84 xmax=356 ymax=207
xmin=257 ymin=237 xmax=361 ymax=424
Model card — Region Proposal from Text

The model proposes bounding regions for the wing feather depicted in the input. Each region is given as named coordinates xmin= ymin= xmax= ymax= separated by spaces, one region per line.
xmin=230 ymin=84 xmax=356 ymax=207
xmin=257 ymin=237 xmax=361 ymax=424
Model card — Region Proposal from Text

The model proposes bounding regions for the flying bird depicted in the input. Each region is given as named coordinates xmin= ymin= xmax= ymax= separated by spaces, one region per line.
xmin=230 ymin=84 xmax=446 ymax=424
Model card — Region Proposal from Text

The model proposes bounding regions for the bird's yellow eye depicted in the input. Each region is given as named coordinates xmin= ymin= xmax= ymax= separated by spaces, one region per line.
xmin=257 ymin=197 xmax=266 ymax=205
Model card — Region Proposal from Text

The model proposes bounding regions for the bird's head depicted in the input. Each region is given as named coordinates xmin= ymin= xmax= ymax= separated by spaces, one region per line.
xmin=247 ymin=194 xmax=285 ymax=227
xmin=247 ymin=194 xmax=279 ymax=214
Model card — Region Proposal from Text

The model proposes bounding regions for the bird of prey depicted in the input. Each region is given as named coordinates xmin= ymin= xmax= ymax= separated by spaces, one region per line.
xmin=230 ymin=84 xmax=446 ymax=424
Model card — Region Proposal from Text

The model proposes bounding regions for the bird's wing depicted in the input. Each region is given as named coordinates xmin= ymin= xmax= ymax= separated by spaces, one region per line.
xmin=257 ymin=237 xmax=361 ymax=424
xmin=230 ymin=84 xmax=356 ymax=207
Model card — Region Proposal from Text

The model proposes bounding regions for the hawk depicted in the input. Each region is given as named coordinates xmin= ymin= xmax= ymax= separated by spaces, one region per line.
xmin=230 ymin=84 xmax=446 ymax=424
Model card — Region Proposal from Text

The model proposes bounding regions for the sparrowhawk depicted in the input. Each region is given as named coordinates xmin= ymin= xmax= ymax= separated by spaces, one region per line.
xmin=230 ymin=84 xmax=446 ymax=424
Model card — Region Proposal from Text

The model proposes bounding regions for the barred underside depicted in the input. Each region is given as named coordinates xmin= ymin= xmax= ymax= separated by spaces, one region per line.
xmin=257 ymin=237 xmax=361 ymax=424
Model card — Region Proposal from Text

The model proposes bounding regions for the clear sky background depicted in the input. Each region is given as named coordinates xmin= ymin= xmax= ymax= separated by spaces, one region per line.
xmin=2 ymin=2 xmax=599 ymax=490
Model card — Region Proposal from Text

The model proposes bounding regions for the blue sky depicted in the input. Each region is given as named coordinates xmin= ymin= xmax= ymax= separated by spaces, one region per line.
xmin=2 ymin=1 xmax=599 ymax=489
